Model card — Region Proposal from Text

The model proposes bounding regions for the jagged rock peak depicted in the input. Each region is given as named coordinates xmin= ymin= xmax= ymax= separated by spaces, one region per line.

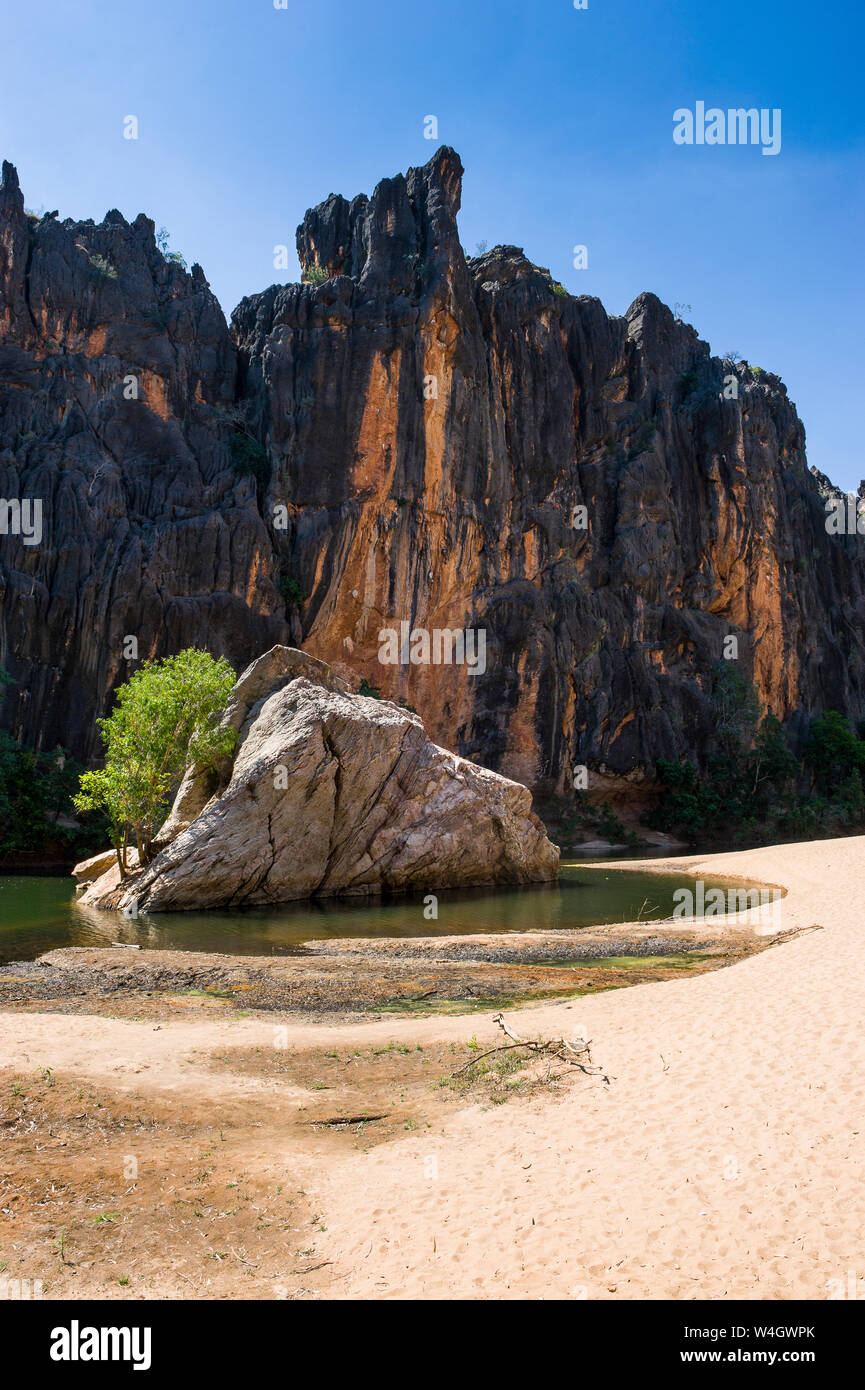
xmin=1 ymin=159 xmax=20 ymax=189
xmin=295 ymin=144 xmax=464 ymax=291
xmin=0 ymin=159 xmax=23 ymax=212
xmin=468 ymin=244 xmax=554 ymax=285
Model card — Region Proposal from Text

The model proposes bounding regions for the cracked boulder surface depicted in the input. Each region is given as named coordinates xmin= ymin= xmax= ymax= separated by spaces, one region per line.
xmin=78 ymin=649 xmax=559 ymax=911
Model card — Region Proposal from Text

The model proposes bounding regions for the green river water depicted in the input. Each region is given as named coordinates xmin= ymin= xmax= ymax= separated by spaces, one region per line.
xmin=0 ymin=864 xmax=726 ymax=965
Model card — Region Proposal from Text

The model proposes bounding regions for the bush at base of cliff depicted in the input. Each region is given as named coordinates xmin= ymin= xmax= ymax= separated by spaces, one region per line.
xmin=0 ymin=733 xmax=107 ymax=859
xmin=536 ymin=791 xmax=638 ymax=851
xmin=803 ymin=710 xmax=865 ymax=793
xmin=596 ymin=801 xmax=632 ymax=843
xmin=649 ymin=710 xmax=865 ymax=846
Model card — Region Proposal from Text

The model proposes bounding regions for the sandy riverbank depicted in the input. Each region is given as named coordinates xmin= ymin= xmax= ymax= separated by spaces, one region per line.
xmin=0 ymin=836 xmax=861 ymax=1300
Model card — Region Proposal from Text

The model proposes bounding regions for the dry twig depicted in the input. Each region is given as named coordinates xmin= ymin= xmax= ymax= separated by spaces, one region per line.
xmin=451 ymin=1014 xmax=611 ymax=1084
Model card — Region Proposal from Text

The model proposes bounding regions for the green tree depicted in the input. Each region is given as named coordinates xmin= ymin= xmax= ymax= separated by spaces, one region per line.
xmin=803 ymin=711 xmax=865 ymax=794
xmin=835 ymin=767 xmax=865 ymax=824
xmin=746 ymin=714 xmax=797 ymax=810
xmin=229 ymin=431 xmax=270 ymax=488
xmin=650 ymin=699 xmax=865 ymax=847
xmin=279 ymin=576 xmax=307 ymax=607
xmin=0 ymin=733 xmax=102 ymax=857
xmin=711 ymin=662 xmax=760 ymax=757
xmin=74 ymin=649 xmax=236 ymax=875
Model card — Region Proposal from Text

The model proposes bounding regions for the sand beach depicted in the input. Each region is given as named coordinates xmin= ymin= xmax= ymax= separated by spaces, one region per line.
xmin=1 ymin=836 xmax=862 ymax=1301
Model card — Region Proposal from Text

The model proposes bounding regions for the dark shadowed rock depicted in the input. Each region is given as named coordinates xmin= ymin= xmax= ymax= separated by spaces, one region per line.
xmin=0 ymin=160 xmax=290 ymax=758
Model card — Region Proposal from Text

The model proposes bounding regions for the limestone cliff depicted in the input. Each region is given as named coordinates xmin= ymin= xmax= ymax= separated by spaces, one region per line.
xmin=2 ymin=149 xmax=864 ymax=799
xmin=0 ymin=159 xmax=290 ymax=757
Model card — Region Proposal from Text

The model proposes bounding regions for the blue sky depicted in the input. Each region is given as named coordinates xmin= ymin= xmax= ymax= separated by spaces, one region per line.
xmin=2 ymin=0 xmax=863 ymax=489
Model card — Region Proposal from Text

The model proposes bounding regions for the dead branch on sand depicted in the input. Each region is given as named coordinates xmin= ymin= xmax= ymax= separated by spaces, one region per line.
xmin=451 ymin=1013 xmax=611 ymax=1084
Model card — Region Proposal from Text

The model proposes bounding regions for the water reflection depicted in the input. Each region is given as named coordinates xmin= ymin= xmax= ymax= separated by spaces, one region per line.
xmin=0 ymin=865 xmax=737 ymax=964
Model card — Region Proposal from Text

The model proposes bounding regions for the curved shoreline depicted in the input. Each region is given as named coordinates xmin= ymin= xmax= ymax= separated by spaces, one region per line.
xmin=0 ymin=862 xmax=785 ymax=1014
xmin=0 ymin=834 xmax=860 ymax=1301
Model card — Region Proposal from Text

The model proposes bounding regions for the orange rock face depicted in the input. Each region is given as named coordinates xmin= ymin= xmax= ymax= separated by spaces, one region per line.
xmin=233 ymin=148 xmax=865 ymax=795
xmin=2 ymin=150 xmax=864 ymax=797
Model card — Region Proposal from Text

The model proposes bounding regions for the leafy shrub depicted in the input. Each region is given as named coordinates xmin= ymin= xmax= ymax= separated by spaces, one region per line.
xmin=596 ymin=801 xmax=629 ymax=842
xmin=649 ymin=692 xmax=865 ymax=846
xmin=302 ymin=264 xmax=329 ymax=286
xmin=155 ymin=228 xmax=187 ymax=268
xmin=835 ymin=768 xmax=865 ymax=824
xmin=279 ymin=576 xmax=307 ymax=607
xmin=74 ymin=650 xmax=235 ymax=871
xmin=355 ymin=678 xmax=415 ymax=712
xmin=804 ymin=710 xmax=865 ymax=793
xmin=88 ymin=254 xmax=118 ymax=281
xmin=0 ymin=733 xmax=106 ymax=858
xmin=229 ymin=432 xmax=270 ymax=488
xmin=651 ymin=760 xmax=704 ymax=837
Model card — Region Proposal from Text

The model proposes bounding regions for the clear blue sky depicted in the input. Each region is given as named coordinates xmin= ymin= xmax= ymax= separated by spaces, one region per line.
xmin=2 ymin=0 xmax=863 ymax=489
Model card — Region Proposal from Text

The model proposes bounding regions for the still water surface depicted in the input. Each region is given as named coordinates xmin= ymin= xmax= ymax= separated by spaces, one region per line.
xmin=0 ymin=865 xmax=730 ymax=964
